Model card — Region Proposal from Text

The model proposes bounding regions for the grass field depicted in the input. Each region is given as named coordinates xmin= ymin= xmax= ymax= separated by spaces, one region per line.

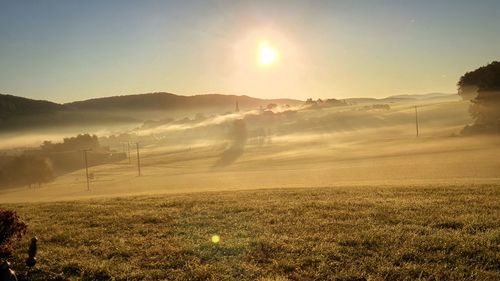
xmin=5 ymin=184 xmax=500 ymax=281
xmin=1 ymin=99 xmax=499 ymax=280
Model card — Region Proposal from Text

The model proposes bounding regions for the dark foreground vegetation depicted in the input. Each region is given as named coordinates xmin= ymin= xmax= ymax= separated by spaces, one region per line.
xmin=3 ymin=184 xmax=499 ymax=280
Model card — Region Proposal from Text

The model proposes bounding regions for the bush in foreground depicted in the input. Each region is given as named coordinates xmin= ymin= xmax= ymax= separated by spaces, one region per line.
xmin=0 ymin=208 xmax=27 ymax=258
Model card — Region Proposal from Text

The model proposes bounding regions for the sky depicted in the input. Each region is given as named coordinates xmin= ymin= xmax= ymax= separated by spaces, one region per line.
xmin=0 ymin=0 xmax=499 ymax=103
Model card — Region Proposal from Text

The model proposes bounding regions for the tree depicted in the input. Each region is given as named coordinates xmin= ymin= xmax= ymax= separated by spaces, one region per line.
xmin=458 ymin=61 xmax=500 ymax=134
xmin=27 ymin=156 xmax=55 ymax=187
xmin=40 ymin=134 xmax=99 ymax=152
xmin=305 ymin=98 xmax=315 ymax=105
xmin=458 ymin=61 xmax=500 ymax=93
xmin=0 ymin=155 xmax=54 ymax=187
xmin=266 ymin=103 xmax=278 ymax=110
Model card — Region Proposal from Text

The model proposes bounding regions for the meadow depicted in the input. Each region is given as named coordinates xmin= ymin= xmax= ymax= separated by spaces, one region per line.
xmin=1 ymin=98 xmax=500 ymax=280
xmin=5 ymin=184 xmax=500 ymax=280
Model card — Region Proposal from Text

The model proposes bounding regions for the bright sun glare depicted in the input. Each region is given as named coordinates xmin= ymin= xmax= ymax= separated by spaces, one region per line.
xmin=258 ymin=42 xmax=278 ymax=66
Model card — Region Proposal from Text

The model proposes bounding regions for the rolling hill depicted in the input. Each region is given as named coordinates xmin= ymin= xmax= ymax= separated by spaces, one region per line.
xmin=64 ymin=92 xmax=302 ymax=111
xmin=0 ymin=92 xmax=458 ymax=131
xmin=0 ymin=94 xmax=63 ymax=120
xmin=0 ymin=92 xmax=302 ymax=130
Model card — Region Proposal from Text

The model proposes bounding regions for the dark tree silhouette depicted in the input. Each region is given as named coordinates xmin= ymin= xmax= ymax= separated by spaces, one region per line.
xmin=458 ymin=61 xmax=500 ymax=134
xmin=40 ymin=133 xmax=99 ymax=152
xmin=0 ymin=155 xmax=54 ymax=187
xmin=458 ymin=61 xmax=500 ymax=93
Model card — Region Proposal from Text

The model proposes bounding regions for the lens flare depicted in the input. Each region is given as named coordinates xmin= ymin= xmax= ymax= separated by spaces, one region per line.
xmin=211 ymin=234 xmax=220 ymax=243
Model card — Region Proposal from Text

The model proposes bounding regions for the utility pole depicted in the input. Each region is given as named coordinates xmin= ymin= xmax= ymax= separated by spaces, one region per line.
xmin=82 ymin=149 xmax=91 ymax=191
xmin=136 ymin=142 xmax=141 ymax=176
xmin=415 ymin=105 xmax=419 ymax=137
xmin=127 ymin=141 xmax=131 ymax=164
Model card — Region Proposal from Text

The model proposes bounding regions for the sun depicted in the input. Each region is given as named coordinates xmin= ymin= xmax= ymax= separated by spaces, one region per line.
xmin=258 ymin=42 xmax=278 ymax=66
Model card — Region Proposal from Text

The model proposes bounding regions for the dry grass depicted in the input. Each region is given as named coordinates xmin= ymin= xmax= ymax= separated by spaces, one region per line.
xmin=5 ymin=184 xmax=500 ymax=280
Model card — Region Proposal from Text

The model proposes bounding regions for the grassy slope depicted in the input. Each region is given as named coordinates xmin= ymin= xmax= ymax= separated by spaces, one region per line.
xmin=2 ymin=129 xmax=499 ymax=203
xmin=6 ymin=184 xmax=500 ymax=281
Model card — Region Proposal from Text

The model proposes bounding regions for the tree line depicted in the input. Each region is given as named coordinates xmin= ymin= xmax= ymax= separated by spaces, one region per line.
xmin=0 ymin=134 xmax=101 ymax=188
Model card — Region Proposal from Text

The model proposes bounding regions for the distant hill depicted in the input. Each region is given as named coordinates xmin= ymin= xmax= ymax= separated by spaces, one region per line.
xmin=386 ymin=93 xmax=457 ymax=100
xmin=344 ymin=93 xmax=459 ymax=105
xmin=65 ymin=92 xmax=302 ymax=111
xmin=0 ymin=94 xmax=63 ymax=121
xmin=0 ymin=92 xmax=302 ymax=130
xmin=0 ymin=91 xmax=461 ymax=131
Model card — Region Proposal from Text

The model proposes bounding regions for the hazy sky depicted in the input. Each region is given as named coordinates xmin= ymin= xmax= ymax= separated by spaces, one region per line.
xmin=1 ymin=0 xmax=499 ymax=102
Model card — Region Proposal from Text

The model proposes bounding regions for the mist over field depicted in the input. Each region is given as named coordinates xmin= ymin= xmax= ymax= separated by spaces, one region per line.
xmin=1 ymin=92 xmax=498 ymax=203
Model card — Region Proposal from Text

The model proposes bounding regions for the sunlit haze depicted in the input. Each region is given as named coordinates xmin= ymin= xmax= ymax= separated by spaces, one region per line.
xmin=0 ymin=1 xmax=499 ymax=102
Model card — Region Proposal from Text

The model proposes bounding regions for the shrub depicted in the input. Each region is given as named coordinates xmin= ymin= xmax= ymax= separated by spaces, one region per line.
xmin=0 ymin=208 xmax=28 ymax=258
